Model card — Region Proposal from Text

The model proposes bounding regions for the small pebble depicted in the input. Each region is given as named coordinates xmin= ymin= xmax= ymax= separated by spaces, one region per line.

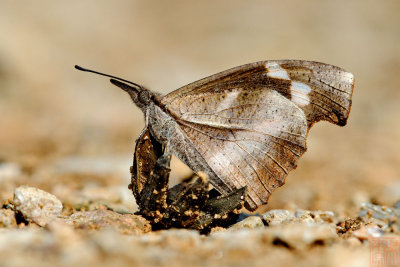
xmin=262 ymin=209 xmax=293 ymax=226
xmin=262 ymin=209 xmax=335 ymax=225
xmin=64 ymin=209 xmax=151 ymax=235
xmin=0 ymin=209 xmax=17 ymax=228
xmin=229 ymin=216 xmax=264 ymax=231
xmin=13 ymin=186 xmax=63 ymax=227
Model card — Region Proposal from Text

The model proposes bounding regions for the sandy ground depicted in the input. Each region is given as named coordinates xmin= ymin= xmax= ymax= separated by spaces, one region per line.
xmin=0 ymin=1 xmax=400 ymax=266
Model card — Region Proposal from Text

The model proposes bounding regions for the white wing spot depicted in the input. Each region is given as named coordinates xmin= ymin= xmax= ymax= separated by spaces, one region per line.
xmin=291 ymin=81 xmax=311 ymax=107
xmin=216 ymin=90 xmax=240 ymax=112
xmin=265 ymin=62 xmax=290 ymax=80
xmin=341 ymin=72 xmax=354 ymax=83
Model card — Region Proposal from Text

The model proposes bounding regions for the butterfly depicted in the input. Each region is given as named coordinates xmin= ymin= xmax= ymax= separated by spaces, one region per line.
xmin=75 ymin=60 xmax=354 ymax=211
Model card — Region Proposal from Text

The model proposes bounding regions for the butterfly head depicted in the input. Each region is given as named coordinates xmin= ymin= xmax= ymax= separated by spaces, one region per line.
xmin=75 ymin=65 xmax=152 ymax=110
xmin=110 ymin=79 xmax=152 ymax=110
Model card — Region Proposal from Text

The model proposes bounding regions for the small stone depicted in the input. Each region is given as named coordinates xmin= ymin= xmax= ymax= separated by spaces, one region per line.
xmin=64 ymin=209 xmax=151 ymax=235
xmin=229 ymin=216 xmax=264 ymax=231
xmin=359 ymin=203 xmax=400 ymax=232
xmin=209 ymin=226 xmax=226 ymax=233
xmin=294 ymin=210 xmax=336 ymax=224
xmin=13 ymin=186 xmax=63 ymax=227
xmin=352 ymin=224 xmax=384 ymax=241
xmin=262 ymin=209 xmax=293 ymax=226
xmin=262 ymin=209 xmax=336 ymax=227
xmin=337 ymin=217 xmax=363 ymax=236
xmin=294 ymin=210 xmax=315 ymax=223
xmin=313 ymin=211 xmax=335 ymax=223
xmin=0 ymin=209 xmax=17 ymax=228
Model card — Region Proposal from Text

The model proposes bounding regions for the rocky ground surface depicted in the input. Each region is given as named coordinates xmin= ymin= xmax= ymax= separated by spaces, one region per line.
xmin=1 ymin=161 xmax=399 ymax=267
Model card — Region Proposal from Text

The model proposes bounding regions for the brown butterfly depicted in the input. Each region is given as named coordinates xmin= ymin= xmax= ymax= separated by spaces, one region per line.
xmin=75 ymin=60 xmax=354 ymax=211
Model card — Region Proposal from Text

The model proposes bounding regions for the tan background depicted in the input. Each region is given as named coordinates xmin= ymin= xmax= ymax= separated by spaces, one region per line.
xmin=0 ymin=0 xmax=399 ymax=215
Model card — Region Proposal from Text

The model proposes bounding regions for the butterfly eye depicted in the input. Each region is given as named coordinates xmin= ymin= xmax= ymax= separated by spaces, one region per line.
xmin=138 ymin=90 xmax=151 ymax=105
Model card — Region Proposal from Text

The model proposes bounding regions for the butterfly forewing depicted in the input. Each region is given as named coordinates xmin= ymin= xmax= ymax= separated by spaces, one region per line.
xmin=163 ymin=60 xmax=354 ymax=128
xmin=278 ymin=61 xmax=354 ymax=126
xmin=160 ymin=60 xmax=354 ymax=210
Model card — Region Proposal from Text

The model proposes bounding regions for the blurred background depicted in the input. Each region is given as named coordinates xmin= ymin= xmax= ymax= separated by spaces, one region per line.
xmin=0 ymin=0 xmax=399 ymax=216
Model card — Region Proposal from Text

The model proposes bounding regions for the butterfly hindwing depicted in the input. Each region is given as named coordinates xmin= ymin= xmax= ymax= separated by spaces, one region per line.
xmin=174 ymin=89 xmax=308 ymax=210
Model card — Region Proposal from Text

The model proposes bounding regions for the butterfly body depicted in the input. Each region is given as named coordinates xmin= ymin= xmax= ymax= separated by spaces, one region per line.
xmin=77 ymin=60 xmax=354 ymax=211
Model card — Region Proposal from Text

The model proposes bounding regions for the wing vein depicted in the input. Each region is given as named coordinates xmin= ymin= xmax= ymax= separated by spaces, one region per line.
xmin=250 ymin=144 xmax=289 ymax=175
xmin=184 ymin=102 xmax=266 ymax=116
xmin=178 ymin=120 xmax=305 ymax=143
xmin=235 ymin=142 xmax=273 ymax=193
xmin=315 ymin=77 xmax=352 ymax=95
xmin=312 ymin=88 xmax=349 ymax=111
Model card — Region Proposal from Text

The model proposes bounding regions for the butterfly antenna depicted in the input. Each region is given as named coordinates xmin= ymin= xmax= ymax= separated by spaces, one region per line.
xmin=74 ymin=65 xmax=142 ymax=88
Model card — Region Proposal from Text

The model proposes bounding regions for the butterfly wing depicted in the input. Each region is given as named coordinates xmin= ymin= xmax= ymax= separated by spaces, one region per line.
xmin=160 ymin=60 xmax=354 ymax=210
xmin=163 ymin=60 xmax=354 ymax=127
